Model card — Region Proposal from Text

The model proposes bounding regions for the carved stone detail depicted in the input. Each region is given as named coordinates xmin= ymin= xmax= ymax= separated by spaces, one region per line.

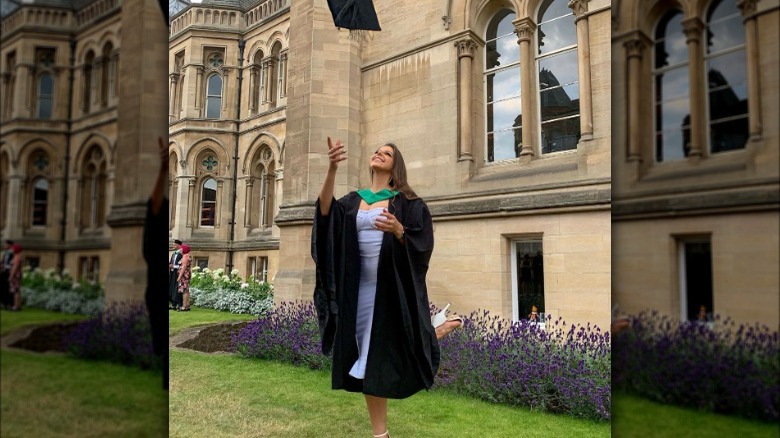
xmin=454 ymin=38 xmax=477 ymax=59
xmin=568 ymin=0 xmax=588 ymax=18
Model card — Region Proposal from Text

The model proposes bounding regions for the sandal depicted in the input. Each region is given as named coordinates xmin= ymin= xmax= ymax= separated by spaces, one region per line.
xmin=374 ymin=432 xmax=389 ymax=438
xmin=432 ymin=303 xmax=462 ymax=340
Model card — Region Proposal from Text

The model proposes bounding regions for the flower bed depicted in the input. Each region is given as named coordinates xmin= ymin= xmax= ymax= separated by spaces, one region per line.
xmin=20 ymin=267 xmax=103 ymax=315
xmin=233 ymin=301 xmax=611 ymax=421
xmin=612 ymin=310 xmax=779 ymax=422
xmin=188 ymin=267 xmax=273 ymax=315
xmin=63 ymin=302 xmax=161 ymax=370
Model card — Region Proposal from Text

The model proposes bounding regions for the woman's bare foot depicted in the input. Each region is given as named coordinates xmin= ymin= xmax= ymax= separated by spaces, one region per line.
xmin=435 ymin=318 xmax=462 ymax=340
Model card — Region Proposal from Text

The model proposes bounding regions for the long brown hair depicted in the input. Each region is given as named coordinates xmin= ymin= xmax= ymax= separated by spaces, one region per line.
xmin=369 ymin=143 xmax=418 ymax=200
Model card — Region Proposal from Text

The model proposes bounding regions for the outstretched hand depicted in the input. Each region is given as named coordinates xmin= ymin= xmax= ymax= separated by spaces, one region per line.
xmin=327 ymin=136 xmax=347 ymax=171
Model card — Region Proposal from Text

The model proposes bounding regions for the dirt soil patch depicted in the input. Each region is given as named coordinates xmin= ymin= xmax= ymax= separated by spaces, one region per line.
xmin=8 ymin=322 xmax=83 ymax=353
xmin=176 ymin=321 xmax=250 ymax=353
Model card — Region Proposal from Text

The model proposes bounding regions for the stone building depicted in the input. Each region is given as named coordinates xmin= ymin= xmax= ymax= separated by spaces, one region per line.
xmin=612 ymin=0 xmax=779 ymax=326
xmin=1 ymin=0 xmax=169 ymax=302
xmin=170 ymin=0 xmax=613 ymax=329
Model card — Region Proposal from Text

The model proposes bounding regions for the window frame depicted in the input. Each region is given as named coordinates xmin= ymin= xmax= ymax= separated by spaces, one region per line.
xmin=205 ymin=73 xmax=223 ymax=119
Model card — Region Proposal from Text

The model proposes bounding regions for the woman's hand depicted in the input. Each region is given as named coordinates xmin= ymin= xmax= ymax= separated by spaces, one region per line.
xmin=374 ymin=208 xmax=404 ymax=241
xmin=327 ymin=137 xmax=347 ymax=171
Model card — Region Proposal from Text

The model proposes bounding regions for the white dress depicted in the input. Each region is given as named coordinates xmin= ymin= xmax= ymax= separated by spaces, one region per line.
xmin=349 ymin=207 xmax=385 ymax=379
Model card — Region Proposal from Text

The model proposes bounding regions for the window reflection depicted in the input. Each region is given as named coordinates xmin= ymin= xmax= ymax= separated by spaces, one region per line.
xmin=201 ymin=178 xmax=217 ymax=226
xmin=654 ymin=9 xmax=689 ymax=162
xmin=485 ymin=9 xmax=521 ymax=162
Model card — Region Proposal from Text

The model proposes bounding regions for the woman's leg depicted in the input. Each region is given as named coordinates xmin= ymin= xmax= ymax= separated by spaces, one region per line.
xmin=364 ymin=395 xmax=388 ymax=436
xmin=183 ymin=291 xmax=190 ymax=309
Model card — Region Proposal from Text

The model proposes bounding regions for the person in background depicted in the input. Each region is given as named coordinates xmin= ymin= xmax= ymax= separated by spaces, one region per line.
xmin=169 ymin=239 xmax=183 ymax=310
xmin=177 ymin=244 xmax=192 ymax=311
xmin=1 ymin=240 xmax=14 ymax=309
xmin=8 ymin=243 xmax=23 ymax=311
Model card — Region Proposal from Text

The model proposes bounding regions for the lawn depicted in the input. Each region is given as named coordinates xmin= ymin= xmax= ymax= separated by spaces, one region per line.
xmin=0 ymin=307 xmax=88 ymax=335
xmin=1 ymin=307 xmax=167 ymax=438
xmin=168 ymin=306 xmax=256 ymax=336
xmin=612 ymin=391 xmax=778 ymax=438
xmin=169 ymin=350 xmax=610 ymax=438
xmin=170 ymin=307 xmax=609 ymax=438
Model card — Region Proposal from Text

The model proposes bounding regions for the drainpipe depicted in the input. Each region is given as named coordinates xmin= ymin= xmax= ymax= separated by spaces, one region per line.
xmin=227 ymin=38 xmax=245 ymax=276
xmin=58 ymin=37 xmax=76 ymax=274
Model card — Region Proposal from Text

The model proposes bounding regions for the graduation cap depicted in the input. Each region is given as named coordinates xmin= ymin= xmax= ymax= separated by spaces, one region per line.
xmin=327 ymin=0 xmax=381 ymax=31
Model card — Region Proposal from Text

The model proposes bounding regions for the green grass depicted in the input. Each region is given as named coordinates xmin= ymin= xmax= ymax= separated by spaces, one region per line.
xmin=168 ymin=306 xmax=256 ymax=336
xmin=170 ymin=349 xmax=610 ymax=438
xmin=1 ymin=349 xmax=167 ymax=438
xmin=0 ymin=308 xmax=88 ymax=336
xmin=612 ymin=391 xmax=778 ymax=437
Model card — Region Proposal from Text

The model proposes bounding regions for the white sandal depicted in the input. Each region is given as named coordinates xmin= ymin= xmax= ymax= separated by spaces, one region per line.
xmin=374 ymin=432 xmax=389 ymax=438
xmin=432 ymin=303 xmax=463 ymax=340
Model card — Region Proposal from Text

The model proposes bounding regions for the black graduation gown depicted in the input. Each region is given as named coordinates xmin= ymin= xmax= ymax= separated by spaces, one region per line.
xmin=312 ymin=192 xmax=440 ymax=399
xmin=144 ymin=198 xmax=169 ymax=388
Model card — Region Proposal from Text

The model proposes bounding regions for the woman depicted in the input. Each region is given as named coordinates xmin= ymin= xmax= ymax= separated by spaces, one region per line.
xmin=9 ymin=243 xmax=23 ymax=311
xmin=177 ymin=244 xmax=192 ymax=311
xmin=312 ymin=137 xmax=458 ymax=438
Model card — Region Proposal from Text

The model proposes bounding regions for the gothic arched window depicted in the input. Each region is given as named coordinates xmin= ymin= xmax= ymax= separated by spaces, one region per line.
xmin=205 ymin=74 xmax=222 ymax=119
xmin=200 ymin=178 xmax=217 ymax=226
xmin=37 ymin=73 xmax=53 ymax=119
xmin=653 ymin=9 xmax=689 ymax=162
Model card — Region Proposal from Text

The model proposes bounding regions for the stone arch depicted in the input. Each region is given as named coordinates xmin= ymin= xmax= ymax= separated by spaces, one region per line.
xmin=18 ymin=138 xmax=58 ymax=171
xmin=637 ymin=0 xmax=688 ymax=37
xmin=187 ymin=137 xmax=230 ymax=176
xmin=242 ymin=132 xmax=281 ymax=173
xmin=72 ymin=133 xmax=114 ymax=173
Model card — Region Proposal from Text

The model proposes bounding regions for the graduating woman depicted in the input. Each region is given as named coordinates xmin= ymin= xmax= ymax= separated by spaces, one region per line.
xmin=312 ymin=137 xmax=459 ymax=438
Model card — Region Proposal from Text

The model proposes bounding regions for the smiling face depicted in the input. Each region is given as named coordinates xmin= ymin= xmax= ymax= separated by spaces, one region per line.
xmin=369 ymin=145 xmax=395 ymax=173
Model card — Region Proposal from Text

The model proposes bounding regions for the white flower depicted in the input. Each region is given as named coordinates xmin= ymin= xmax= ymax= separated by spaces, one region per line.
xmin=203 ymin=267 xmax=211 ymax=274
xmin=215 ymin=268 xmax=225 ymax=275
xmin=231 ymin=269 xmax=240 ymax=276
xmin=241 ymin=282 xmax=249 ymax=289
xmin=62 ymin=268 xmax=71 ymax=276
xmin=192 ymin=266 xmax=201 ymax=272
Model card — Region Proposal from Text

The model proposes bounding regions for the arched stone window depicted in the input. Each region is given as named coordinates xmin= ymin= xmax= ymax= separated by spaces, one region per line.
xmin=205 ymin=73 xmax=222 ymax=119
xmin=250 ymin=50 xmax=264 ymax=113
xmin=653 ymin=8 xmax=688 ymax=162
xmin=200 ymin=177 xmax=217 ymax=226
xmin=79 ymin=146 xmax=107 ymax=230
xmin=269 ymin=41 xmax=282 ymax=106
xmin=31 ymin=178 xmax=48 ymax=226
xmin=101 ymin=41 xmax=114 ymax=106
xmin=484 ymin=9 xmax=520 ymax=162
xmin=82 ymin=50 xmax=95 ymax=113
xmin=247 ymin=146 xmax=275 ymax=229
xmin=37 ymin=73 xmax=53 ymax=119
xmin=704 ymin=0 xmax=748 ymax=154
xmin=536 ymin=0 xmax=579 ymax=154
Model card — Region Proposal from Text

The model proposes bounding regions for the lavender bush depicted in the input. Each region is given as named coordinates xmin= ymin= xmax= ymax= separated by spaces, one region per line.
xmin=435 ymin=309 xmax=610 ymax=421
xmin=233 ymin=301 xmax=611 ymax=421
xmin=612 ymin=310 xmax=779 ymax=421
xmin=232 ymin=301 xmax=330 ymax=370
xmin=63 ymin=302 xmax=161 ymax=371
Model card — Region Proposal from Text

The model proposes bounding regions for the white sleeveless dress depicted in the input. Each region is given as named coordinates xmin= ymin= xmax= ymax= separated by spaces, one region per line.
xmin=348 ymin=207 xmax=385 ymax=379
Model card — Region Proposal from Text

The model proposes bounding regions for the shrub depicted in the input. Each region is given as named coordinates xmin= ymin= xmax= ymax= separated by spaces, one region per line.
xmin=232 ymin=301 xmax=330 ymax=370
xmin=435 ymin=308 xmax=610 ymax=421
xmin=232 ymin=301 xmax=611 ymax=421
xmin=20 ymin=268 xmax=104 ymax=315
xmin=63 ymin=302 xmax=161 ymax=371
xmin=188 ymin=267 xmax=273 ymax=315
xmin=613 ymin=310 xmax=779 ymax=422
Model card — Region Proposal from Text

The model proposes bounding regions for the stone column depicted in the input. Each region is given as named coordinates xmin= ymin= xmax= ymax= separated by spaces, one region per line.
xmin=263 ymin=58 xmax=276 ymax=103
xmin=103 ymin=0 xmax=168 ymax=304
xmin=514 ymin=18 xmax=536 ymax=157
xmin=738 ymin=0 xmax=761 ymax=140
xmin=169 ymin=72 xmax=179 ymax=121
xmin=624 ymin=36 xmax=646 ymax=162
xmin=682 ymin=17 xmax=704 ymax=158
xmin=455 ymin=38 xmax=477 ymax=161
xmin=248 ymin=66 xmax=257 ymax=113
xmin=194 ymin=65 xmax=204 ymax=114
xmin=4 ymin=174 xmax=23 ymax=238
xmin=279 ymin=51 xmax=288 ymax=97
xmin=275 ymin=0 xmax=362 ymax=302
xmin=186 ymin=178 xmax=196 ymax=228
xmin=569 ymin=0 xmax=593 ymax=141
xmin=244 ymin=179 xmax=254 ymax=227
xmin=12 ymin=64 xmax=31 ymax=118
xmin=1 ymin=72 xmax=9 ymax=120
